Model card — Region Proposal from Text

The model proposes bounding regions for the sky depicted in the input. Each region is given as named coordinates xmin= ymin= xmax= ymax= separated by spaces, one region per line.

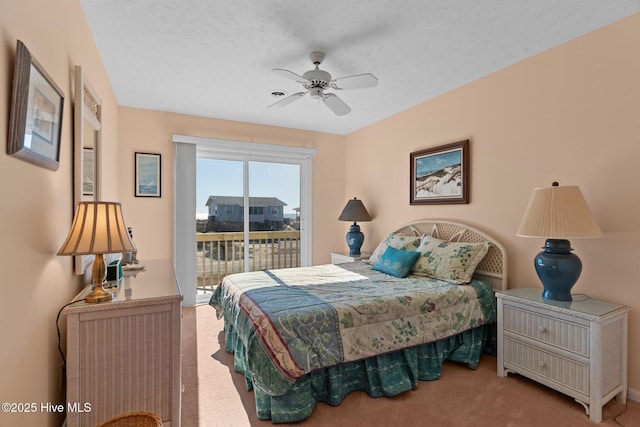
xmin=196 ymin=158 xmax=300 ymax=219
xmin=415 ymin=148 xmax=461 ymax=176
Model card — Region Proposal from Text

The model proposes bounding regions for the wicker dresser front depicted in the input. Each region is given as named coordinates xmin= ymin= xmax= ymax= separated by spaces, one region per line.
xmin=64 ymin=259 xmax=182 ymax=427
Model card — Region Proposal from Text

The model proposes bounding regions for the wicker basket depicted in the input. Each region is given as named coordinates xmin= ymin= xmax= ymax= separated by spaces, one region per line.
xmin=94 ymin=411 xmax=162 ymax=427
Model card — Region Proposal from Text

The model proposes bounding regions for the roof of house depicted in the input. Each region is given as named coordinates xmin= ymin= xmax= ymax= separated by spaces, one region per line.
xmin=206 ymin=196 xmax=287 ymax=207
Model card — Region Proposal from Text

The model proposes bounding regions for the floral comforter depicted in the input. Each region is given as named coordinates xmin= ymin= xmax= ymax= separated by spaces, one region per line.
xmin=210 ymin=262 xmax=495 ymax=392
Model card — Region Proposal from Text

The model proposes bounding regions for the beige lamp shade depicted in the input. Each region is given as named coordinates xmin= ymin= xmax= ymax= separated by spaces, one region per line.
xmin=516 ymin=184 xmax=602 ymax=239
xmin=58 ymin=201 xmax=136 ymax=256
xmin=338 ymin=197 xmax=372 ymax=223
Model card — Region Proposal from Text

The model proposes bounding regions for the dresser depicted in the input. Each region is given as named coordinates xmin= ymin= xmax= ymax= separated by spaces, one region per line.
xmin=64 ymin=259 xmax=183 ymax=426
xmin=496 ymin=288 xmax=629 ymax=422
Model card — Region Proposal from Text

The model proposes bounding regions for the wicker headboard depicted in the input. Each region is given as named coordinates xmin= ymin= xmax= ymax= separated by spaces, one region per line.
xmin=392 ymin=219 xmax=508 ymax=291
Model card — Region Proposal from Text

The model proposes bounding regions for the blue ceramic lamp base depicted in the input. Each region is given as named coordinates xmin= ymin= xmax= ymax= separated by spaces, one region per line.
xmin=346 ymin=223 xmax=365 ymax=256
xmin=534 ymin=239 xmax=582 ymax=301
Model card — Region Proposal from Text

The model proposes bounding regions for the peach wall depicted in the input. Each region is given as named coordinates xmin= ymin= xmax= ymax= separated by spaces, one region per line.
xmin=0 ymin=1 xmax=120 ymax=426
xmin=117 ymin=108 xmax=346 ymax=265
xmin=346 ymin=13 xmax=640 ymax=394
xmin=1 ymin=3 xmax=638 ymax=426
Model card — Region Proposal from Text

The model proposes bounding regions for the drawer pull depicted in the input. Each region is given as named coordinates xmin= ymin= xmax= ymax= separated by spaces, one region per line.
xmin=538 ymin=360 xmax=546 ymax=368
xmin=537 ymin=325 xmax=546 ymax=333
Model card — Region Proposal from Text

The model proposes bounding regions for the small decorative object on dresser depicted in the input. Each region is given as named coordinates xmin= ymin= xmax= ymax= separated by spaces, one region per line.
xmin=338 ymin=197 xmax=372 ymax=255
xmin=496 ymin=288 xmax=629 ymax=423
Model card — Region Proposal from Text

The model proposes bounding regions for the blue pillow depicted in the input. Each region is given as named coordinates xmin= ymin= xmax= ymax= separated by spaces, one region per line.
xmin=372 ymin=246 xmax=420 ymax=278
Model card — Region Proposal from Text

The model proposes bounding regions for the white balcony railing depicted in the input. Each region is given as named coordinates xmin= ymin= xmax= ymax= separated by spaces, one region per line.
xmin=196 ymin=230 xmax=301 ymax=289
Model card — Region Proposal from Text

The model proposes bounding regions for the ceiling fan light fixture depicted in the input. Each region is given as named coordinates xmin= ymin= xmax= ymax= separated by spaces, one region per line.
xmin=269 ymin=51 xmax=378 ymax=116
xmin=310 ymin=88 xmax=324 ymax=100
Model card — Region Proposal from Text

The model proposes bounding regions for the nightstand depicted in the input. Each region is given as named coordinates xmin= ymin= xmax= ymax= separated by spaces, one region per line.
xmin=330 ymin=251 xmax=371 ymax=264
xmin=496 ymin=287 xmax=629 ymax=423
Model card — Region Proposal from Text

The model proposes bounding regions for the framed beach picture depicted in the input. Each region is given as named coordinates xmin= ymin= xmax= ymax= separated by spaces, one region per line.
xmin=7 ymin=40 xmax=64 ymax=171
xmin=135 ymin=152 xmax=161 ymax=197
xmin=410 ymin=139 xmax=469 ymax=205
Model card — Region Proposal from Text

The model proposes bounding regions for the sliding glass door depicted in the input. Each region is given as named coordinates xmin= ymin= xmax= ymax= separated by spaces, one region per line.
xmin=248 ymin=161 xmax=301 ymax=270
xmin=195 ymin=158 xmax=244 ymax=295
xmin=172 ymin=135 xmax=315 ymax=306
xmin=195 ymin=158 xmax=301 ymax=301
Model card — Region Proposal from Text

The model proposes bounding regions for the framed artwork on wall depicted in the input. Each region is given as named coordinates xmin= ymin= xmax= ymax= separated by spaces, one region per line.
xmin=410 ymin=139 xmax=469 ymax=205
xmin=7 ymin=40 xmax=64 ymax=171
xmin=135 ymin=152 xmax=161 ymax=197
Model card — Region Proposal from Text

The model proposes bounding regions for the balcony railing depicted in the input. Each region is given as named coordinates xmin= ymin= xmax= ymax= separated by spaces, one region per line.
xmin=196 ymin=230 xmax=301 ymax=289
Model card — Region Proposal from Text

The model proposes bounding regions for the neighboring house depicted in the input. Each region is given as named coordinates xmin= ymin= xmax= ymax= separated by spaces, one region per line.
xmin=206 ymin=196 xmax=287 ymax=230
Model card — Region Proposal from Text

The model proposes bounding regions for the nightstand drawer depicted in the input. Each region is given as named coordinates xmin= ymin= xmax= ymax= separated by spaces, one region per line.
xmin=503 ymin=305 xmax=589 ymax=357
xmin=504 ymin=336 xmax=589 ymax=396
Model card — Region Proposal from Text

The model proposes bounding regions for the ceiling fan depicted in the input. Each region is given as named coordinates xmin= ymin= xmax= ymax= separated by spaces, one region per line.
xmin=268 ymin=51 xmax=378 ymax=116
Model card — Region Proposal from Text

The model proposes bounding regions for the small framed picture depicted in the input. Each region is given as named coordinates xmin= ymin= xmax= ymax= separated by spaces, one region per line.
xmin=410 ymin=139 xmax=469 ymax=205
xmin=135 ymin=152 xmax=161 ymax=197
xmin=7 ymin=40 xmax=64 ymax=171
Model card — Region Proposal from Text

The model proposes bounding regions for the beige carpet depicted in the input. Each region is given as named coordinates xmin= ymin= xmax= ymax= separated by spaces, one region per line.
xmin=181 ymin=305 xmax=639 ymax=427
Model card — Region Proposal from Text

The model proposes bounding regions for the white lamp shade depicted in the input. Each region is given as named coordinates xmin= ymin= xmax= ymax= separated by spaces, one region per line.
xmin=517 ymin=185 xmax=602 ymax=239
xmin=58 ymin=202 xmax=136 ymax=256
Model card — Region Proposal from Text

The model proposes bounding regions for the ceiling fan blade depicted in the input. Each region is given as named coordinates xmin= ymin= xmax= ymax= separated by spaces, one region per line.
xmin=272 ymin=68 xmax=308 ymax=84
xmin=322 ymin=93 xmax=351 ymax=116
xmin=332 ymin=73 xmax=378 ymax=90
xmin=267 ymin=92 xmax=307 ymax=109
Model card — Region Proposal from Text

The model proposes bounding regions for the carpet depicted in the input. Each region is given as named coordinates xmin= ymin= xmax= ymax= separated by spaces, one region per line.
xmin=181 ymin=305 xmax=639 ymax=427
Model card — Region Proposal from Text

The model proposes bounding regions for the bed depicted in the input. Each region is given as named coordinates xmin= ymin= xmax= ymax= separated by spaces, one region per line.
xmin=210 ymin=219 xmax=507 ymax=423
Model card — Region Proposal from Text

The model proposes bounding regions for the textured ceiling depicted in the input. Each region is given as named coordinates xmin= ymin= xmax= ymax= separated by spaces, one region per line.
xmin=80 ymin=1 xmax=638 ymax=135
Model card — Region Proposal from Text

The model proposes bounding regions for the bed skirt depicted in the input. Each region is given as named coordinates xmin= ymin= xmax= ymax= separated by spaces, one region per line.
xmin=223 ymin=318 xmax=493 ymax=423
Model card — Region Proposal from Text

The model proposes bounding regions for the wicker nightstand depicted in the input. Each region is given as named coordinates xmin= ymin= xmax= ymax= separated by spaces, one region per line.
xmin=330 ymin=251 xmax=371 ymax=265
xmin=496 ymin=287 xmax=629 ymax=422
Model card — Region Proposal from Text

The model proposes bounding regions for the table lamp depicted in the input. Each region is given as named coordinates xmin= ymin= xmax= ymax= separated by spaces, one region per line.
xmin=338 ymin=197 xmax=372 ymax=256
xmin=517 ymin=182 xmax=602 ymax=301
xmin=58 ymin=201 xmax=136 ymax=303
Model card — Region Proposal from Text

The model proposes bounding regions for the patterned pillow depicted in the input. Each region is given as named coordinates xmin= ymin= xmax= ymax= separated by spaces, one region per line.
xmin=365 ymin=233 xmax=421 ymax=264
xmin=416 ymin=234 xmax=445 ymax=250
xmin=372 ymin=246 xmax=421 ymax=278
xmin=412 ymin=237 xmax=490 ymax=284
